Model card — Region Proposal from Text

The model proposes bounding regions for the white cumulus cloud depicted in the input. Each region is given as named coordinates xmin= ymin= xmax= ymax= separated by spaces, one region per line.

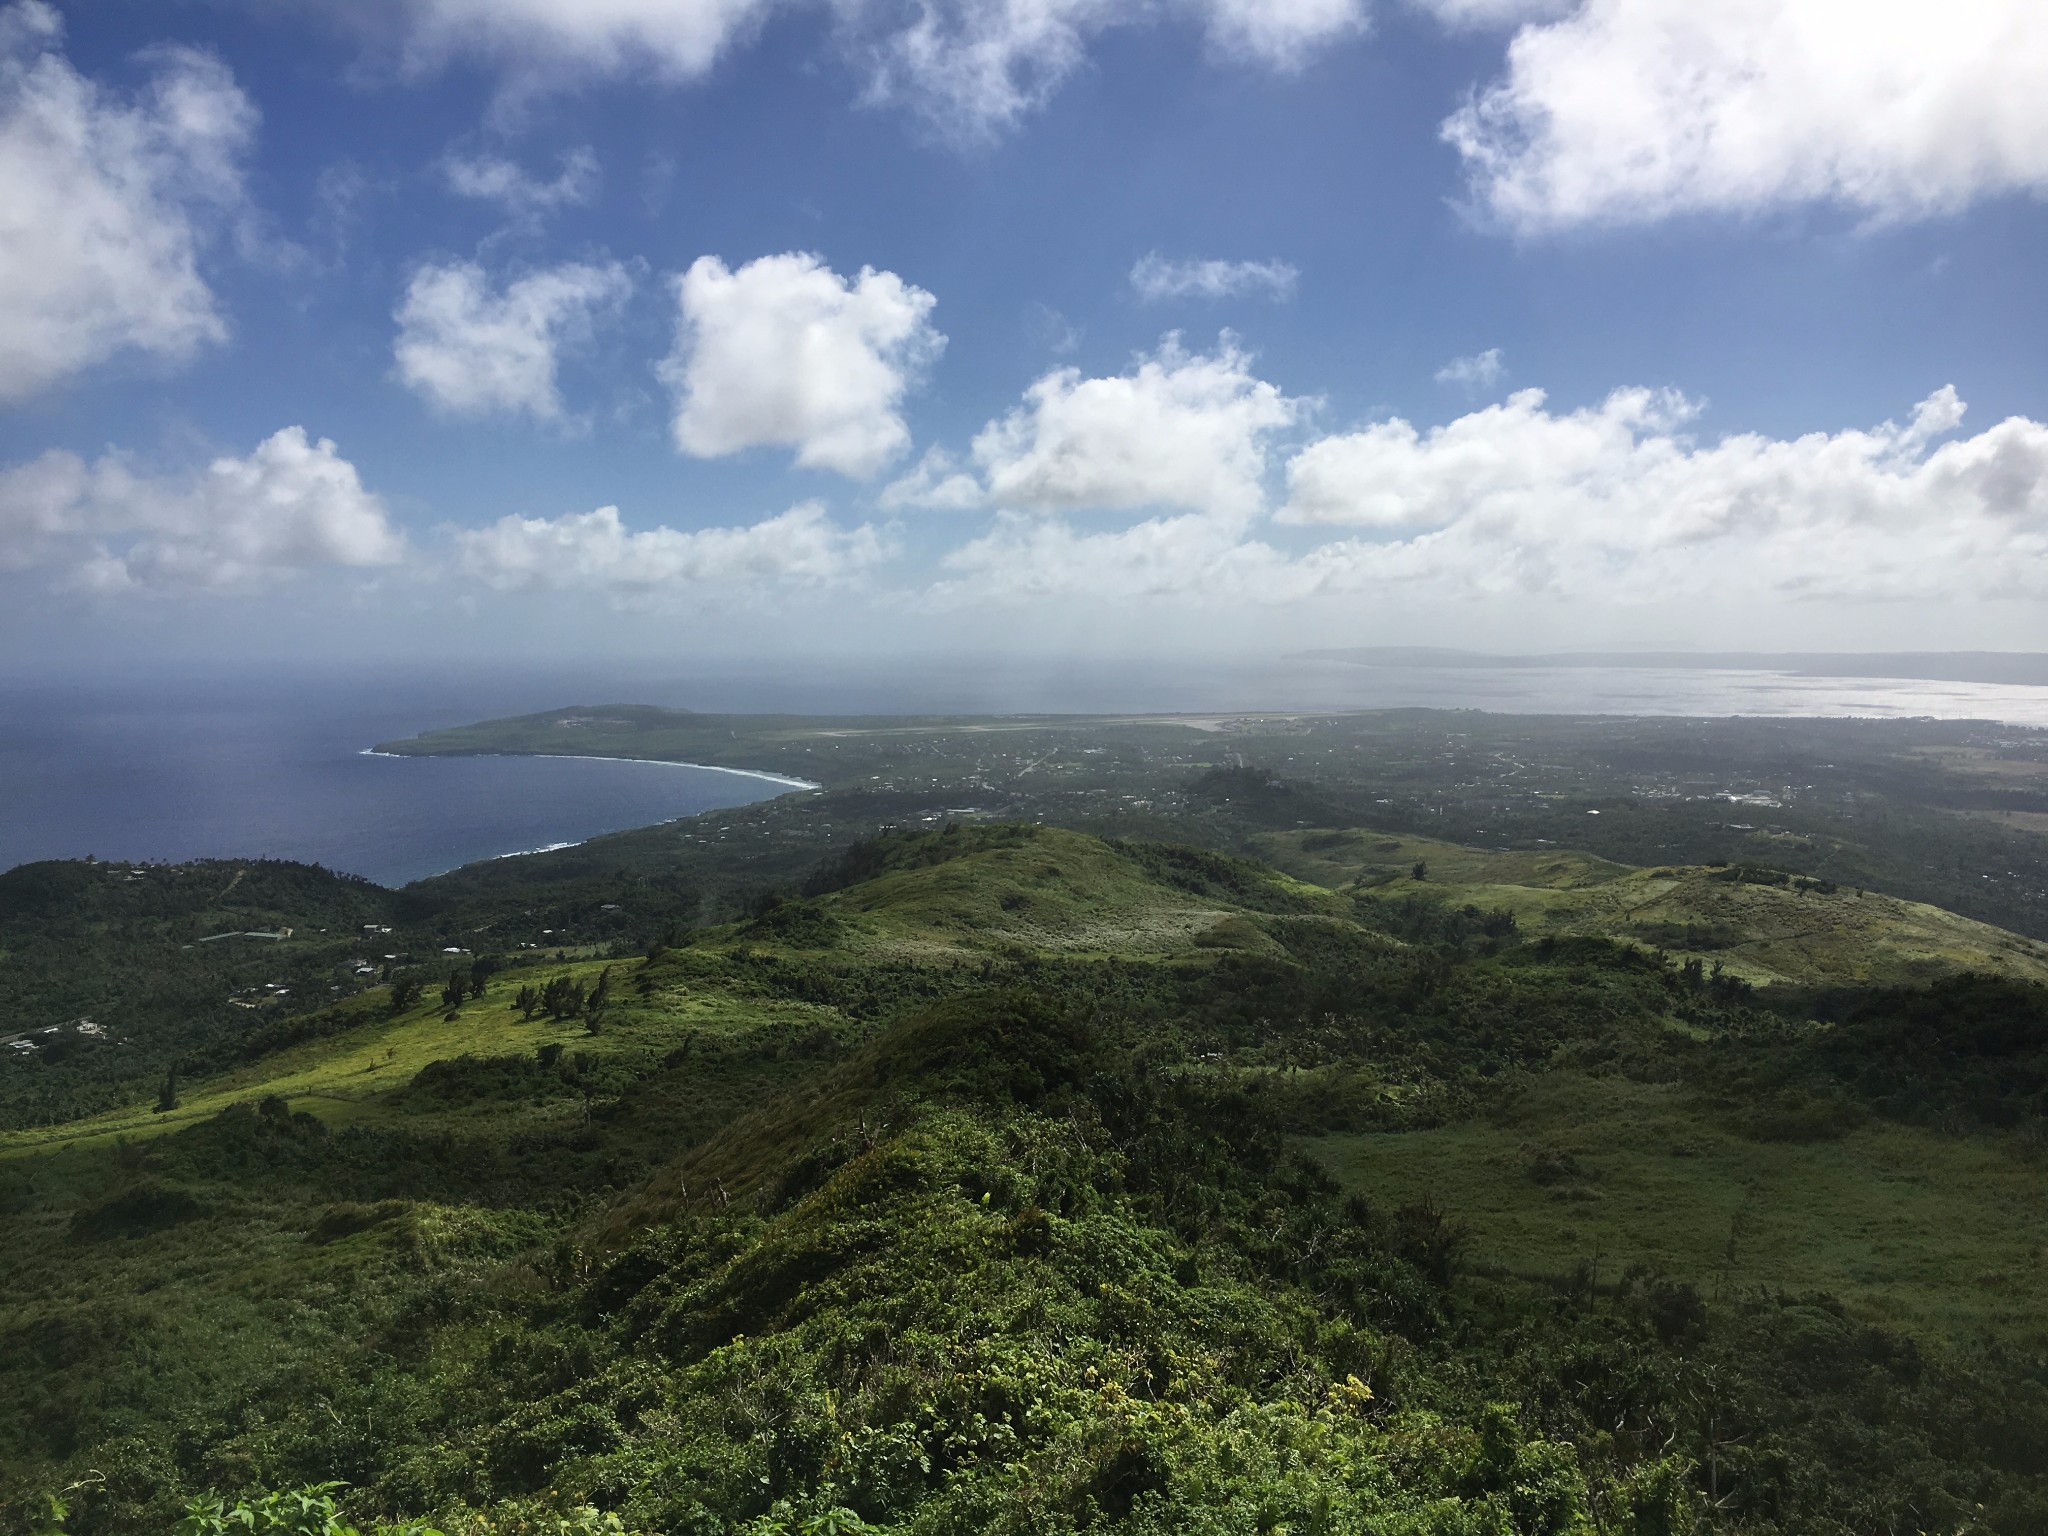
xmin=1444 ymin=0 xmax=2048 ymax=232
xmin=0 ymin=427 xmax=406 ymax=592
xmin=1129 ymin=252 xmax=1299 ymax=303
xmin=443 ymin=145 xmax=599 ymax=215
xmin=1435 ymin=348 xmax=1506 ymax=391
xmin=394 ymin=259 xmax=635 ymax=421
xmin=890 ymin=335 xmax=1306 ymax=520
xmin=0 ymin=1 xmax=256 ymax=403
xmin=662 ymin=251 xmax=942 ymax=479
xmin=927 ymin=384 xmax=2048 ymax=610
xmin=454 ymin=500 xmax=892 ymax=593
xmin=1285 ymin=385 xmax=1700 ymax=533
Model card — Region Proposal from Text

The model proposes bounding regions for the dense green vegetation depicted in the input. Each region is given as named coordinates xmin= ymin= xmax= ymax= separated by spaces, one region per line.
xmin=10 ymin=705 xmax=2048 ymax=1536
xmin=1251 ymin=827 xmax=2048 ymax=989
xmin=378 ymin=705 xmax=2048 ymax=940
xmin=7 ymin=811 xmax=2048 ymax=1536
xmin=0 ymin=858 xmax=401 ymax=1127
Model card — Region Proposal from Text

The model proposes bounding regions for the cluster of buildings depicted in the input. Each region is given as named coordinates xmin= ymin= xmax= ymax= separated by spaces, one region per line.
xmin=6 ymin=1018 xmax=108 ymax=1056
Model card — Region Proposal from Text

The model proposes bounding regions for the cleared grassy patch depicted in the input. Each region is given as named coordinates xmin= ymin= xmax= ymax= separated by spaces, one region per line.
xmin=816 ymin=827 xmax=1334 ymax=959
xmin=0 ymin=955 xmax=842 ymax=1156
xmin=1254 ymin=827 xmax=1632 ymax=892
xmin=1263 ymin=827 xmax=2048 ymax=988
xmin=1311 ymin=1070 xmax=2048 ymax=1344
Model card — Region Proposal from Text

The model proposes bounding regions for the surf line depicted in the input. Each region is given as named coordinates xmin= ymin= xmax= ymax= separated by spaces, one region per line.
xmin=358 ymin=748 xmax=821 ymax=792
xmin=489 ymin=841 xmax=579 ymax=861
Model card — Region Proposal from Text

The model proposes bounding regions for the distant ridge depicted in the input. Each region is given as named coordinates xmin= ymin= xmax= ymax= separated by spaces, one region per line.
xmin=1299 ymin=648 xmax=2048 ymax=687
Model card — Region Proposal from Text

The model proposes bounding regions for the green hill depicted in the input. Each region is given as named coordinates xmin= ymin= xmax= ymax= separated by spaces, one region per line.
xmin=800 ymin=825 xmax=1345 ymax=959
xmin=6 ymin=824 xmax=2048 ymax=1536
xmin=1255 ymin=827 xmax=2048 ymax=988
xmin=0 ymin=829 xmax=1357 ymax=1158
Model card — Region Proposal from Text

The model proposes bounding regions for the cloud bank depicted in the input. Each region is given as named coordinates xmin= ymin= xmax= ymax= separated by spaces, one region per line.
xmin=1275 ymin=384 xmax=2048 ymax=602
xmin=455 ymin=500 xmax=891 ymax=593
xmin=902 ymin=346 xmax=2048 ymax=611
xmin=0 ymin=2 xmax=255 ymax=403
xmin=8 ymin=366 xmax=2042 ymax=624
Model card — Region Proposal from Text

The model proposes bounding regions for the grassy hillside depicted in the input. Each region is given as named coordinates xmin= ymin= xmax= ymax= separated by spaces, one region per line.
xmin=0 ymin=857 xmax=417 ymax=1129
xmin=7 ymin=823 xmax=2048 ymax=1536
xmin=810 ymin=826 xmax=1343 ymax=960
xmin=1256 ymin=826 xmax=2048 ymax=988
xmin=1315 ymin=1071 xmax=2048 ymax=1343
xmin=0 ymin=828 xmax=1332 ymax=1157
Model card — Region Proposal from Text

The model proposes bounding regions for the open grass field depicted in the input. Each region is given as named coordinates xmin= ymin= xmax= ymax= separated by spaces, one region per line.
xmin=0 ymin=952 xmax=846 ymax=1157
xmin=8 ymin=835 xmax=1294 ymax=1163
xmin=1256 ymin=826 xmax=2048 ymax=988
xmin=818 ymin=826 xmax=1335 ymax=959
xmin=1312 ymin=1069 xmax=2048 ymax=1346
xmin=1253 ymin=826 xmax=1636 ymax=893
xmin=0 ymin=828 xmax=1307 ymax=1158
xmin=1905 ymin=745 xmax=2048 ymax=787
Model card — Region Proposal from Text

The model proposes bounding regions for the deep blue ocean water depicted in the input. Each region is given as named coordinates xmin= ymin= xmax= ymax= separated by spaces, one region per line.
xmin=0 ymin=675 xmax=797 ymax=886
xmin=5 ymin=660 xmax=2046 ymax=887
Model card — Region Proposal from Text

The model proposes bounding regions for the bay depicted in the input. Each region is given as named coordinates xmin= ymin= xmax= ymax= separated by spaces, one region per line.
xmin=4 ymin=657 xmax=2046 ymax=886
xmin=0 ymin=676 xmax=799 ymax=886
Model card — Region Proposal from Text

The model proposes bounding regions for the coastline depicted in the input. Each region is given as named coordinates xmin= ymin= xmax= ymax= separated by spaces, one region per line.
xmin=358 ymin=747 xmax=823 ymax=793
xmin=488 ymin=840 xmax=580 ymax=861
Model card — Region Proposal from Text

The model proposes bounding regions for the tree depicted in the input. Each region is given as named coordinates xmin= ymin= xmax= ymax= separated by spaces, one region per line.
xmin=154 ymin=1067 xmax=179 ymax=1114
xmin=440 ymin=970 xmax=467 ymax=1013
xmin=1411 ymin=860 xmax=1428 ymax=881
xmin=513 ymin=984 xmax=538 ymax=1020
xmin=584 ymin=967 xmax=612 ymax=1035
xmin=388 ymin=975 xmax=424 ymax=1015
xmin=541 ymin=974 xmax=586 ymax=1021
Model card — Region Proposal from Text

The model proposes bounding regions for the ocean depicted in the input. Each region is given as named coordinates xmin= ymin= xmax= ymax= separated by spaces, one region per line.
xmin=5 ymin=659 xmax=2046 ymax=886
xmin=0 ymin=675 xmax=795 ymax=887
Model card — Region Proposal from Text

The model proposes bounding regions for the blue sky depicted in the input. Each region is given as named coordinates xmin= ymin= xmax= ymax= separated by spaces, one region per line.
xmin=2 ymin=0 xmax=2045 ymax=668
